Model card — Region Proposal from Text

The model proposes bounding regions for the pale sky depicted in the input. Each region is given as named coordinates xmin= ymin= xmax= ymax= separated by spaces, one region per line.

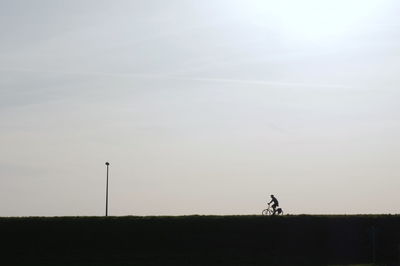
xmin=1 ymin=0 xmax=400 ymax=216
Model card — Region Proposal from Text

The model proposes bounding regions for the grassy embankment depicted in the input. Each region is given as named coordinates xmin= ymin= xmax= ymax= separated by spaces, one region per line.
xmin=1 ymin=215 xmax=400 ymax=266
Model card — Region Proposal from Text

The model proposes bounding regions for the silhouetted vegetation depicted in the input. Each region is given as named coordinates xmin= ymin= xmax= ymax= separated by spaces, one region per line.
xmin=1 ymin=215 xmax=400 ymax=265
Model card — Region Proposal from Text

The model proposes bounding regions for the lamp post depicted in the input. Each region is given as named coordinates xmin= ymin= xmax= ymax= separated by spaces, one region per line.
xmin=105 ymin=162 xmax=110 ymax=217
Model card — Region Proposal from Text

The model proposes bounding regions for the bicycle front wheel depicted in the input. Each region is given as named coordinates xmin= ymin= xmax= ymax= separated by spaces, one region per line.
xmin=262 ymin=209 xmax=272 ymax=215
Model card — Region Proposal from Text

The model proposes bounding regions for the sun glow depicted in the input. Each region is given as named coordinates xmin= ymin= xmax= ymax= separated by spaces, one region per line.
xmin=242 ymin=0 xmax=384 ymax=41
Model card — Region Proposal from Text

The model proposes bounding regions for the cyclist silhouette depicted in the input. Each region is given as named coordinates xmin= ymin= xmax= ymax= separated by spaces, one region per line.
xmin=268 ymin=194 xmax=279 ymax=215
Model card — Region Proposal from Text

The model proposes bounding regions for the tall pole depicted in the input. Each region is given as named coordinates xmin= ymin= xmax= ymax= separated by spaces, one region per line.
xmin=105 ymin=162 xmax=110 ymax=217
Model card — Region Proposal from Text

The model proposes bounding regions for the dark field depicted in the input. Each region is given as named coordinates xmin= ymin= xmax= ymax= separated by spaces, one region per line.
xmin=1 ymin=215 xmax=400 ymax=266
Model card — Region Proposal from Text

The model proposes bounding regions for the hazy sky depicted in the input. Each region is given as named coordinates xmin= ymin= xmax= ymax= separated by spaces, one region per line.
xmin=1 ymin=0 xmax=400 ymax=216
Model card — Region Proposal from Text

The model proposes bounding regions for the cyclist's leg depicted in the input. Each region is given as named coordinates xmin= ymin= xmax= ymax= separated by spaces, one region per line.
xmin=272 ymin=204 xmax=277 ymax=215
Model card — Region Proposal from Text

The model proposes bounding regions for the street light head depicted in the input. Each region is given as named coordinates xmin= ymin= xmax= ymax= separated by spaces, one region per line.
xmin=105 ymin=162 xmax=110 ymax=166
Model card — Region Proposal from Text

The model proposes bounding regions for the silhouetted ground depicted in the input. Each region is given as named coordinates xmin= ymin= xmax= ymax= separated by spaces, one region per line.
xmin=1 ymin=215 xmax=400 ymax=265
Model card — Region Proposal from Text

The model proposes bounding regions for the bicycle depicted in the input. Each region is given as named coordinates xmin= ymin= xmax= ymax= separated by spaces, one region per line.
xmin=262 ymin=204 xmax=283 ymax=215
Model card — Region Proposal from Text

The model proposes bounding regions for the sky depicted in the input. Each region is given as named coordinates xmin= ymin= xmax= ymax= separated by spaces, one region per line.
xmin=1 ymin=0 xmax=400 ymax=216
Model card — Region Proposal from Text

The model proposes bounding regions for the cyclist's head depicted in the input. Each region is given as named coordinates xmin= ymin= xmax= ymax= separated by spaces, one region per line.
xmin=270 ymin=194 xmax=274 ymax=198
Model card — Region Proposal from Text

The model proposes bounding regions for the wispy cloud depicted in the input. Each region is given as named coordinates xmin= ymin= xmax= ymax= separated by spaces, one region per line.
xmin=0 ymin=67 xmax=352 ymax=90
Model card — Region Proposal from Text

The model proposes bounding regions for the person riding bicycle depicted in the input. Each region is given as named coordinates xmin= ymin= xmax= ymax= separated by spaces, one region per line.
xmin=268 ymin=194 xmax=279 ymax=215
